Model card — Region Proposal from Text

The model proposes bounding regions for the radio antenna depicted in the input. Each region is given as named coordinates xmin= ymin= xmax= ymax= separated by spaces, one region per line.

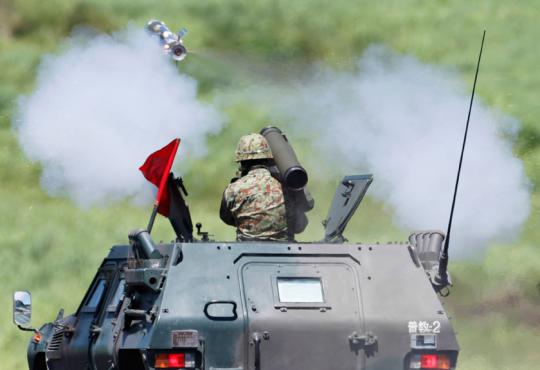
xmin=436 ymin=30 xmax=486 ymax=289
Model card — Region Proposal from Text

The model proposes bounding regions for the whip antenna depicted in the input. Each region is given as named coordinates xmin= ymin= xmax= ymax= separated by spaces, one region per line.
xmin=436 ymin=30 xmax=486 ymax=289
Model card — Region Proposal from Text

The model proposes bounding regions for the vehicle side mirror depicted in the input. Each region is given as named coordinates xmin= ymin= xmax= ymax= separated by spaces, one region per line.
xmin=13 ymin=291 xmax=32 ymax=328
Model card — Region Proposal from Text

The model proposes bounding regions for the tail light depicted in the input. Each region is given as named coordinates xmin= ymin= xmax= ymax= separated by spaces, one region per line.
xmin=410 ymin=353 xmax=451 ymax=369
xmin=154 ymin=352 xmax=196 ymax=369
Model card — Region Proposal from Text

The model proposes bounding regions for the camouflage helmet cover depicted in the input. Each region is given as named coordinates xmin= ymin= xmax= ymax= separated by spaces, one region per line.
xmin=235 ymin=133 xmax=273 ymax=162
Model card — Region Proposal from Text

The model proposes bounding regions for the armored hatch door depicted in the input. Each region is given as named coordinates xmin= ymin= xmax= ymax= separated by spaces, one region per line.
xmin=324 ymin=175 xmax=373 ymax=242
xmin=242 ymin=261 xmax=365 ymax=370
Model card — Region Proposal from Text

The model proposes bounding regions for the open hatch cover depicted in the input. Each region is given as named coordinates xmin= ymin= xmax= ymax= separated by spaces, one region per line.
xmin=324 ymin=174 xmax=373 ymax=242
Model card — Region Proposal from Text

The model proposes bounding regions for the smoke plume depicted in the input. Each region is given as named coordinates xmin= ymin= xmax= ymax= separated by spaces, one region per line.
xmin=14 ymin=27 xmax=223 ymax=207
xmin=262 ymin=46 xmax=530 ymax=256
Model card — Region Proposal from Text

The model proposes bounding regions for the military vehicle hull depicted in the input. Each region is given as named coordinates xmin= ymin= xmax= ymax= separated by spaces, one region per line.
xmin=27 ymin=241 xmax=458 ymax=370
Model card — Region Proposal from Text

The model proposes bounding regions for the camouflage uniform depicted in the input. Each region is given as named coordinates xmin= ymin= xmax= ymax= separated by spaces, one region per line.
xmin=220 ymin=133 xmax=288 ymax=241
xmin=223 ymin=167 xmax=287 ymax=241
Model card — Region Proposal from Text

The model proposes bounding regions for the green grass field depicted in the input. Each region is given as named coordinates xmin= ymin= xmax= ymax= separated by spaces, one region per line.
xmin=1 ymin=1 xmax=539 ymax=369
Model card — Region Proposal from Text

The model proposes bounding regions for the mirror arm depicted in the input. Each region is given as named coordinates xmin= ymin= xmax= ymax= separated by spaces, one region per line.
xmin=17 ymin=325 xmax=37 ymax=332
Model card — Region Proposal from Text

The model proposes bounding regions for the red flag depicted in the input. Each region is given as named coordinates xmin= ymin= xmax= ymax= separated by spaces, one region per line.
xmin=139 ymin=138 xmax=180 ymax=216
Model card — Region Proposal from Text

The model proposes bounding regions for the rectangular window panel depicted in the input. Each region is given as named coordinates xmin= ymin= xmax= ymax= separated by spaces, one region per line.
xmin=277 ymin=277 xmax=324 ymax=303
xmin=111 ymin=280 xmax=125 ymax=307
xmin=85 ymin=279 xmax=106 ymax=309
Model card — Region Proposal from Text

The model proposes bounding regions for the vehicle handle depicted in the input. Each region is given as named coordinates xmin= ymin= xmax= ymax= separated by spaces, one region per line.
xmin=203 ymin=300 xmax=238 ymax=321
xmin=253 ymin=332 xmax=261 ymax=370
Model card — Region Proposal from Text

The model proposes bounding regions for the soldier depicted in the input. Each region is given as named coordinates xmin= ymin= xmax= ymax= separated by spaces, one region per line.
xmin=220 ymin=133 xmax=288 ymax=241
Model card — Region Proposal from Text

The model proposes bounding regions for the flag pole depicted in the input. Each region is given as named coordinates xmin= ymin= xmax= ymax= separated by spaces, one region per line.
xmin=139 ymin=138 xmax=180 ymax=235
xmin=147 ymin=202 xmax=159 ymax=233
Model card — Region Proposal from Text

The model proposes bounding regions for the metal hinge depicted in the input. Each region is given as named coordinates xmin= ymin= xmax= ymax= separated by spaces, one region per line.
xmin=349 ymin=331 xmax=378 ymax=347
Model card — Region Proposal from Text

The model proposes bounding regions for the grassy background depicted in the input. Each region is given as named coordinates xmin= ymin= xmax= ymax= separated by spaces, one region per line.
xmin=1 ymin=0 xmax=539 ymax=369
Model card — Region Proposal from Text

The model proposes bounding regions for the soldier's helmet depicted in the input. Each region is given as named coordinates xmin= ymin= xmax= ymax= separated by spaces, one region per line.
xmin=235 ymin=133 xmax=273 ymax=162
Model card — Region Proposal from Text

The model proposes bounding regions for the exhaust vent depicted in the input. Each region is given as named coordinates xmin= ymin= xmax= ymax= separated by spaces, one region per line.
xmin=46 ymin=328 xmax=65 ymax=359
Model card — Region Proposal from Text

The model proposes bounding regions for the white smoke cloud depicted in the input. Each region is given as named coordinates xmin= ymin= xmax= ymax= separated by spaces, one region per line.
xmin=14 ymin=27 xmax=223 ymax=207
xmin=261 ymin=46 xmax=531 ymax=256
xmin=13 ymin=32 xmax=530 ymax=256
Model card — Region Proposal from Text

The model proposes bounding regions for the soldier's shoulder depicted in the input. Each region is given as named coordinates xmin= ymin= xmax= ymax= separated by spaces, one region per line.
xmin=227 ymin=168 xmax=274 ymax=193
xmin=256 ymin=168 xmax=281 ymax=186
xmin=226 ymin=174 xmax=253 ymax=194
xmin=225 ymin=180 xmax=239 ymax=196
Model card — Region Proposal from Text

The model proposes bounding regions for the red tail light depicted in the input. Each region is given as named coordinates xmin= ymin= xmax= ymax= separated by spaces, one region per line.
xmin=169 ymin=353 xmax=184 ymax=368
xmin=410 ymin=353 xmax=451 ymax=369
xmin=154 ymin=352 xmax=196 ymax=368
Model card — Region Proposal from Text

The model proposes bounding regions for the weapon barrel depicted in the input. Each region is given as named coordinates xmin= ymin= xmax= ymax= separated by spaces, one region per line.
xmin=129 ymin=229 xmax=162 ymax=259
xmin=260 ymin=126 xmax=308 ymax=190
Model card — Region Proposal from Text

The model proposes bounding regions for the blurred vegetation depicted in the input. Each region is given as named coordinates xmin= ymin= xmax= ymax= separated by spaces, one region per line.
xmin=0 ymin=0 xmax=539 ymax=369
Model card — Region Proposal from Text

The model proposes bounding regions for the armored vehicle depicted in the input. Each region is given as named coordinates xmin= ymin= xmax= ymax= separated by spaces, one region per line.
xmin=13 ymin=19 xmax=484 ymax=370
xmin=13 ymin=128 xmax=459 ymax=370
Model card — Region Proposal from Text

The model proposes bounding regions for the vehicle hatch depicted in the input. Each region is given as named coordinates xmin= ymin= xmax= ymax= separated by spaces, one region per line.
xmin=324 ymin=174 xmax=373 ymax=242
xmin=242 ymin=261 xmax=365 ymax=370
